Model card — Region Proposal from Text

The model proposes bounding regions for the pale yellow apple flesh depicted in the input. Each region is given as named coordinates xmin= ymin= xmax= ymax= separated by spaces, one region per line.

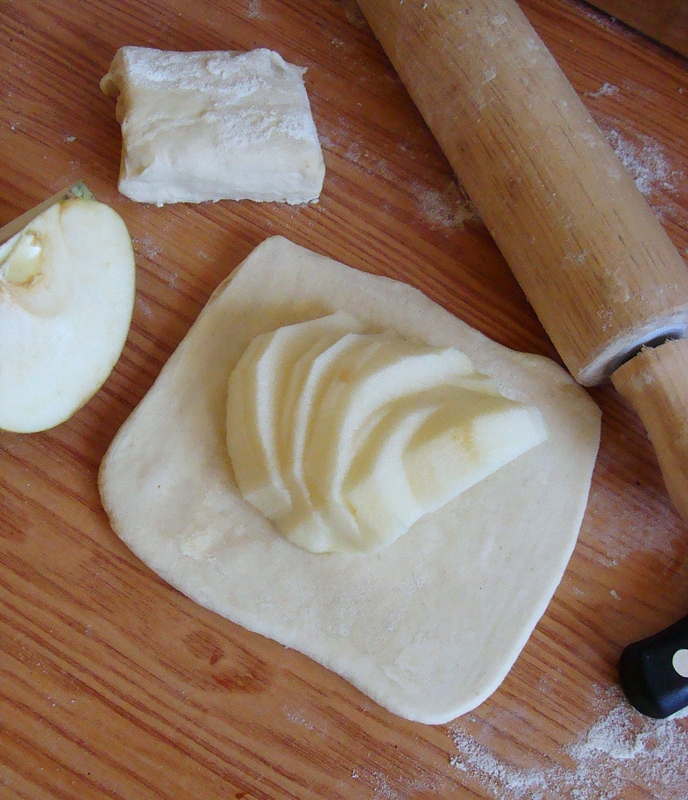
xmin=226 ymin=310 xmax=361 ymax=518
xmin=346 ymin=389 xmax=549 ymax=544
xmin=227 ymin=318 xmax=549 ymax=553
xmin=0 ymin=198 xmax=135 ymax=433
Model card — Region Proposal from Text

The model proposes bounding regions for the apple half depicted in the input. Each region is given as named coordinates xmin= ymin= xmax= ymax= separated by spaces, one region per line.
xmin=0 ymin=196 xmax=135 ymax=433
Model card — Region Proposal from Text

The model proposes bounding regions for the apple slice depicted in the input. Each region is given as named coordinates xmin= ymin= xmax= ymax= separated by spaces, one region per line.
xmin=404 ymin=393 xmax=549 ymax=509
xmin=345 ymin=389 xmax=548 ymax=546
xmin=228 ymin=313 xmax=551 ymax=554
xmin=0 ymin=197 xmax=135 ymax=433
xmin=343 ymin=398 xmax=440 ymax=543
xmin=277 ymin=332 xmax=374 ymax=552
xmin=299 ymin=339 xmax=478 ymax=551
xmin=226 ymin=311 xmax=361 ymax=518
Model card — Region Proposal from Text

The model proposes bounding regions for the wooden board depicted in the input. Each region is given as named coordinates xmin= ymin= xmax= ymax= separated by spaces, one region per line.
xmin=1 ymin=1 xmax=687 ymax=798
xmin=588 ymin=0 xmax=688 ymax=59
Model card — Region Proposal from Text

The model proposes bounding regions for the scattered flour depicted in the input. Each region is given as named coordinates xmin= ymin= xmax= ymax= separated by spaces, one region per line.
xmin=283 ymin=705 xmax=317 ymax=731
xmin=411 ymin=180 xmax=480 ymax=228
xmin=586 ymin=82 xmax=619 ymax=99
xmin=245 ymin=0 xmax=265 ymax=20
xmin=132 ymin=236 xmax=178 ymax=289
xmin=136 ymin=295 xmax=153 ymax=320
xmin=584 ymin=487 xmax=684 ymax=567
xmin=350 ymin=766 xmax=447 ymax=799
xmin=132 ymin=234 xmax=161 ymax=260
xmin=449 ymin=686 xmax=688 ymax=800
xmin=602 ymin=127 xmax=683 ymax=217
xmin=577 ymin=5 xmax=626 ymax=35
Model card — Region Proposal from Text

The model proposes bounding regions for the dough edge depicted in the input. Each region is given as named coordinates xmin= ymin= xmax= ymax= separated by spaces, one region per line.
xmin=99 ymin=236 xmax=601 ymax=724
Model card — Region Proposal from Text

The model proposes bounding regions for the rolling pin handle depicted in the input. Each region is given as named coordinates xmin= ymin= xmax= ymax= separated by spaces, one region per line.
xmin=619 ymin=612 xmax=688 ymax=718
xmin=613 ymin=339 xmax=688 ymax=719
xmin=611 ymin=337 xmax=688 ymax=523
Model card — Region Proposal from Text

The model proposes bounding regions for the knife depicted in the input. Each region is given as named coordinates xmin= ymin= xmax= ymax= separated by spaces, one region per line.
xmin=0 ymin=181 xmax=93 ymax=246
xmin=619 ymin=612 xmax=688 ymax=718
xmin=356 ymin=0 xmax=688 ymax=716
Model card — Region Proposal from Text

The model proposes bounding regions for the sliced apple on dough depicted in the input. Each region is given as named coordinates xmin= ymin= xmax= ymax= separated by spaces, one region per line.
xmin=288 ymin=337 xmax=485 ymax=552
xmin=344 ymin=400 xmax=439 ymax=542
xmin=403 ymin=393 xmax=549 ymax=509
xmin=226 ymin=310 xmax=361 ymax=518
xmin=229 ymin=321 xmax=549 ymax=554
xmin=306 ymin=340 xmax=484 ymax=550
xmin=344 ymin=388 xmax=548 ymax=547
xmin=99 ymin=236 xmax=601 ymax=724
xmin=0 ymin=196 xmax=135 ymax=433
xmin=273 ymin=331 xmax=372 ymax=551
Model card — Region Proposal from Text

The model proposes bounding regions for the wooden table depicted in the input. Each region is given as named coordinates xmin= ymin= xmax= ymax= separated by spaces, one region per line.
xmin=1 ymin=1 xmax=687 ymax=798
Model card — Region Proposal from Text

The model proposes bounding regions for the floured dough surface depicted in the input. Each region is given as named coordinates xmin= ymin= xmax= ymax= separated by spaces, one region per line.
xmin=99 ymin=236 xmax=600 ymax=723
xmin=100 ymin=47 xmax=326 ymax=205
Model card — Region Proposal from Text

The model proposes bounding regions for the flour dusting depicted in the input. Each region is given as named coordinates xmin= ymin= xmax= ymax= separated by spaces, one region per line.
xmin=283 ymin=705 xmax=317 ymax=731
xmin=411 ymin=180 xmax=480 ymax=228
xmin=350 ymin=765 xmax=448 ymax=799
xmin=136 ymin=295 xmax=153 ymax=320
xmin=584 ymin=487 xmax=684 ymax=566
xmin=246 ymin=0 xmax=265 ymax=19
xmin=587 ymin=82 xmax=619 ymax=99
xmin=132 ymin=234 xmax=160 ymax=260
xmin=603 ymin=127 xmax=683 ymax=218
xmin=449 ymin=686 xmax=688 ymax=799
xmin=577 ymin=5 xmax=626 ymax=35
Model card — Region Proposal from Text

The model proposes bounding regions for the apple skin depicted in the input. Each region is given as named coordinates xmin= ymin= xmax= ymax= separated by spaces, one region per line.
xmin=0 ymin=197 xmax=136 ymax=433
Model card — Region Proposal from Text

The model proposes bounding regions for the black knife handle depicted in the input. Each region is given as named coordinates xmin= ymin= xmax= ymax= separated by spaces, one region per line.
xmin=619 ymin=612 xmax=688 ymax=718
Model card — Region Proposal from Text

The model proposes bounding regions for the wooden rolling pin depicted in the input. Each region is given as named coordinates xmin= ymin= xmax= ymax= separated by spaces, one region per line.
xmin=357 ymin=0 xmax=688 ymax=523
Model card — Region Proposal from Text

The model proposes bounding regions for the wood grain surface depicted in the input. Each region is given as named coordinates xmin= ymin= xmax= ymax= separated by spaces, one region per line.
xmin=1 ymin=1 xmax=687 ymax=798
xmin=588 ymin=0 xmax=688 ymax=59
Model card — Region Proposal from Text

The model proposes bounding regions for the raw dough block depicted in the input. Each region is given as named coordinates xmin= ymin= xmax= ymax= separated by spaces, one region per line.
xmin=99 ymin=237 xmax=601 ymax=724
xmin=100 ymin=47 xmax=326 ymax=205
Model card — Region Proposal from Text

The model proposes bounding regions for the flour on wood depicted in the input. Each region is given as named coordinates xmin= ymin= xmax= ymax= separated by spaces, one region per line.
xmin=449 ymin=685 xmax=688 ymax=799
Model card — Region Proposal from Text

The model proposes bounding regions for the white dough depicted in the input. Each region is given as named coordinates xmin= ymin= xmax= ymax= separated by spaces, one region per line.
xmin=99 ymin=236 xmax=601 ymax=723
xmin=100 ymin=47 xmax=326 ymax=205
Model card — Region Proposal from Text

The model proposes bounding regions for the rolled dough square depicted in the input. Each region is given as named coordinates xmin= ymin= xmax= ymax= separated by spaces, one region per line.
xmin=100 ymin=47 xmax=326 ymax=205
xmin=99 ymin=237 xmax=601 ymax=723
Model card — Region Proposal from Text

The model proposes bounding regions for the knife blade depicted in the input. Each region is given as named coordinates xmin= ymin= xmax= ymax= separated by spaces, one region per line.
xmin=0 ymin=181 xmax=93 ymax=246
